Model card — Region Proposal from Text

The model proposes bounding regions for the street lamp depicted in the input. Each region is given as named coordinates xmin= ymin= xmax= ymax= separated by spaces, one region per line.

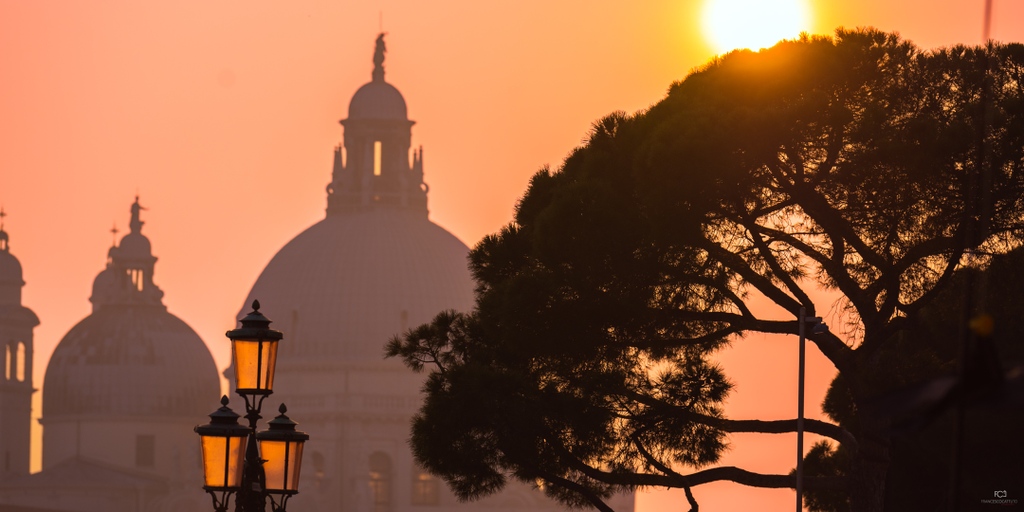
xmin=196 ymin=300 xmax=309 ymax=512
xmin=228 ymin=299 xmax=282 ymax=414
xmin=796 ymin=306 xmax=827 ymax=512
xmin=258 ymin=404 xmax=309 ymax=506
xmin=196 ymin=396 xmax=250 ymax=509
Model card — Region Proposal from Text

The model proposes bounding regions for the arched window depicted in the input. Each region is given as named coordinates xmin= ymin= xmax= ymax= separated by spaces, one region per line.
xmin=411 ymin=465 xmax=439 ymax=506
xmin=14 ymin=342 xmax=24 ymax=382
xmin=4 ymin=344 xmax=10 ymax=380
xmin=128 ymin=269 xmax=144 ymax=291
xmin=373 ymin=141 xmax=383 ymax=176
xmin=368 ymin=451 xmax=392 ymax=512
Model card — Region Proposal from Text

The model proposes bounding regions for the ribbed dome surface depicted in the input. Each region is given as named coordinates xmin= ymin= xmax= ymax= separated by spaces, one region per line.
xmin=348 ymin=81 xmax=408 ymax=120
xmin=242 ymin=210 xmax=474 ymax=365
xmin=43 ymin=305 xmax=219 ymax=418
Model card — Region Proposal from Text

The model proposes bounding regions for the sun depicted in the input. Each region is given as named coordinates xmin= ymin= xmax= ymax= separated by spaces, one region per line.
xmin=702 ymin=0 xmax=811 ymax=54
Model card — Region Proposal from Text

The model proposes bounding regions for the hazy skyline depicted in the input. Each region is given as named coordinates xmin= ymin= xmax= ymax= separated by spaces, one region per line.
xmin=2 ymin=1 xmax=1022 ymax=510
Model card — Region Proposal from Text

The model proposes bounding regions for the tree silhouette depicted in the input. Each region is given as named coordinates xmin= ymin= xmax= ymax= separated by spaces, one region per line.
xmin=387 ymin=29 xmax=1024 ymax=512
xmin=804 ymin=247 xmax=1024 ymax=511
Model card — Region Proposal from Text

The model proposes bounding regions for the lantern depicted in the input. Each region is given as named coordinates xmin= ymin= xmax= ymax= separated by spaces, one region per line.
xmin=257 ymin=403 xmax=309 ymax=494
xmin=227 ymin=300 xmax=283 ymax=397
xmin=195 ymin=396 xmax=250 ymax=491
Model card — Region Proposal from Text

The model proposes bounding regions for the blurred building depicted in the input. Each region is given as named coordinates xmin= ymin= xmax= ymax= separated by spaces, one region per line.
xmin=0 ymin=215 xmax=39 ymax=479
xmin=0 ymin=34 xmax=634 ymax=512
xmin=0 ymin=200 xmax=221 ymax=512
xmin=239 ymin=34 xmax=634 ymax=512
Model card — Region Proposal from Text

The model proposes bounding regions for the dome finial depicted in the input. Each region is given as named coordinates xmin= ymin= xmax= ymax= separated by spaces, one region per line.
xmin=372 ymin=33 xmax=387 ymax=82
xmin=129 ymin=196 xmax=146 ymax=234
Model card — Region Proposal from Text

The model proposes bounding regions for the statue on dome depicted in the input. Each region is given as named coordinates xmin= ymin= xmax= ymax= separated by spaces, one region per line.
xmin=372 ymin=33 xmax=387 ymax=81
xmin=130 ymin=196 xmax=145 ymax=233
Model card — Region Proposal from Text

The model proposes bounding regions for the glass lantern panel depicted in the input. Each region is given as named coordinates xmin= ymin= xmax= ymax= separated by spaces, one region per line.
xmin=232 ymin=339 xmax=278 ymax=392
xmin=261 ymin=440 xmax=305 ymax=492
xmin=200 ymin=435 xmax=247 ymax=489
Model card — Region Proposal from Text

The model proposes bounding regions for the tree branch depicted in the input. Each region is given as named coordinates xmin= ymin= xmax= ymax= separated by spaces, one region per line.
xmin=709 ymin=417 xmax=858 ymax=450
xmin=532 ymin=468 xmax=616 ymax=512
xmin=744 ymin=215 xmax=816 ymax=310
xmin=754 ymin=224 xmax=877 ymax=322
xmin=544 ymin=436 xmax=846 ymax=493
xmin=698 ymin=241 xmax=803 ymax=313
xmin=623 ymin=389 xmax=857 ymax=448
xmin=630 ymin=434 xmax=699 ymax=512
xmin=682 ymin=466 xmax=846 ymax=490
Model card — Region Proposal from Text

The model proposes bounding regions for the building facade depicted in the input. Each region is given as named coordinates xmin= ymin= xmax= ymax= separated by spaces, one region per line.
xmin=0 ymin=35 xmax=634 ymax=512
xmin=0 ymin=200 xmax=220 ymax=512
xmin=0 ymin=216 xmax=39 ymax=478
xmin=240 ymin=34 xmax=634 ymax=512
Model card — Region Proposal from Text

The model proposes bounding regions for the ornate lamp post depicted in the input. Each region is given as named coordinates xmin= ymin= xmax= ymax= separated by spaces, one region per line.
xmin=196 ymin=300 xmax=309 ymax=512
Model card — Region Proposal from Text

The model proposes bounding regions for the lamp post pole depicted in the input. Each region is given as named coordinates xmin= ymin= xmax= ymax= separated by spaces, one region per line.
xmin=796 ymin=307 xmax=825 ymax=512
xmin=196 ymin=301 xmax=309 ymax=512
xmin=796 ymin=306 xmax=807 ymax=512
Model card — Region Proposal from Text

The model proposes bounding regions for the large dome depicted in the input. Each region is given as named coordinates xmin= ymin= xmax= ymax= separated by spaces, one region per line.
xmin=241 ymin=210 xmax=474 ymax=366
xmin=43 ymin=197 xmax=219 ymax=419
xmin=43 ymin=305 xmax=219 ymax=418
xmin=348 ymin=80 xmax=408 ymax=120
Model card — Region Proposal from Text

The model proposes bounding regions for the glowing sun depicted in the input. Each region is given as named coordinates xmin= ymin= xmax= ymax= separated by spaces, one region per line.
xmin=702 ymin=0 xmax=811 ymax=54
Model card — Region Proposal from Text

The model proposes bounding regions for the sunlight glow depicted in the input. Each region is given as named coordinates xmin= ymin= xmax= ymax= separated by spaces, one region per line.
xmin=703 ymin=0 xmax=810 ymax=53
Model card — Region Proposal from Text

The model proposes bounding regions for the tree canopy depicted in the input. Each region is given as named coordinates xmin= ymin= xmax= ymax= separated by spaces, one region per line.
xmin=387 ymin=29 xmax=1024 ymax=512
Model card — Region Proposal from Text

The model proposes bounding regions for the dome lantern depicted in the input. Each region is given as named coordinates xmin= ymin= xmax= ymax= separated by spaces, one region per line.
xmin=328 ymin=34 xmax=426 ymax=216
xmin=90 ymin=197 xmax=164 ymax=309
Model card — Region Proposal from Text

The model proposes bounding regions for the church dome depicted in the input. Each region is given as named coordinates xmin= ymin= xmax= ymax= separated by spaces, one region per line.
xmin=89 ymin=267 xmax=122 ymax=306
xmin=0 ymin=247 xmax=23 ymax=286
xmin=42 ymin=305 xmax=219 ymax=418
xmin=43 ymin=197 xmax=219 ymax=419
xmin=116 ymin=232 xmax=153 ymax=261
xmin=0 ymin=225 xmax=22 ymax=286
xmin=348 ymin=81 xmax=408 ymax=120
xmin=241 ymin=210 xmax=473 ymax=365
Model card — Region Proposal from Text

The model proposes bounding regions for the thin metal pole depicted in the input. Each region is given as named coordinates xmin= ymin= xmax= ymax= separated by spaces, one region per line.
xmin=797 ymin=306 xmax=806 ymax=512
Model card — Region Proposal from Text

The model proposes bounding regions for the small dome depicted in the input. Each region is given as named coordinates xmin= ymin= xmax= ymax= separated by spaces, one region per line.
xmin=0 ymin=249 xmax=23 ymax=285
xmin=43 ymin=305 xmax=219 ymax=418
xmin=89 ymin=267 xmax=122 ymax=306
xmin=116 ymin=232 xmax=153 ymax=261
xmin=348 ymin=81 xmax=408 ymax=120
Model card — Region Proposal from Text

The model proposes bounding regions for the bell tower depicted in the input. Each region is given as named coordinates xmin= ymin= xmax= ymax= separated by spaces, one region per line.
xmin=326 ymin=34 xmax=428 ymax=216
xmin=0 ymin=210 xmax=39 ymax=476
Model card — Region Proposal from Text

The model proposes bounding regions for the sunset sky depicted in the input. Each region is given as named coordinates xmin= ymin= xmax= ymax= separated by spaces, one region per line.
xmin=2 ymin=1 xmax=1022 ymax=510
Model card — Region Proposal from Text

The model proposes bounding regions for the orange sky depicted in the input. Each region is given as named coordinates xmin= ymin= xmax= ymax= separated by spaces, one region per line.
xmin=1 ymin=1 xmax=1021 ymax=510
